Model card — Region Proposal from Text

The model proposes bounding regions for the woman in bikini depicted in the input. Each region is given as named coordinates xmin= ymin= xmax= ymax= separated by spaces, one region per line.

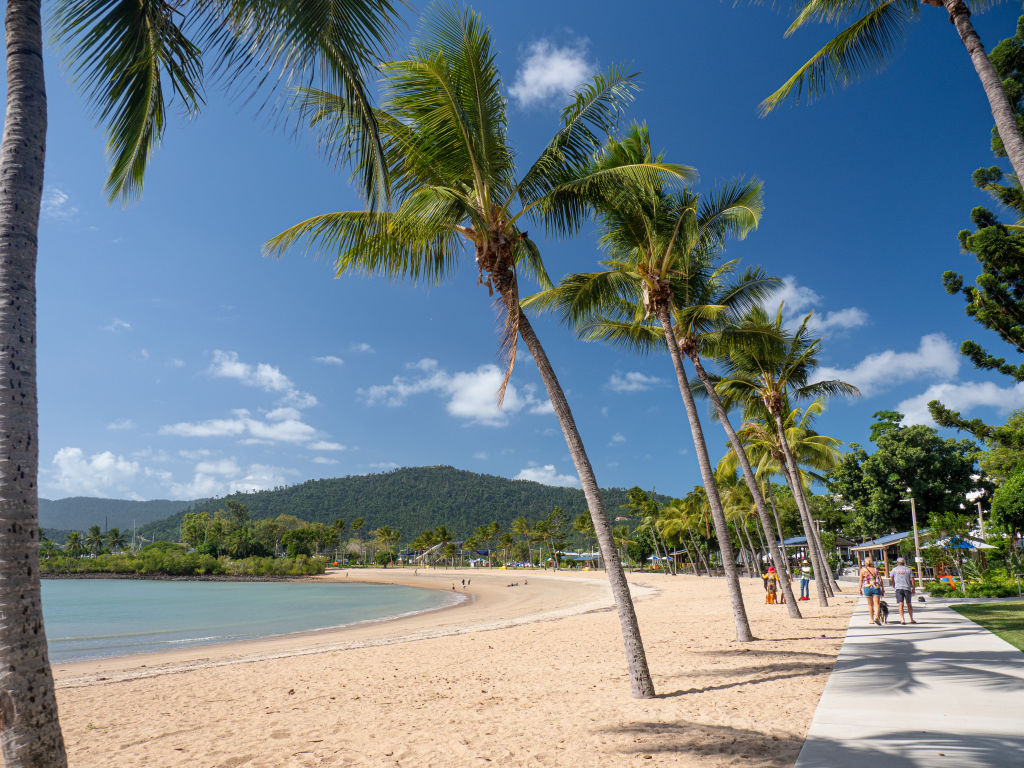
xmin=859 ymin=556 xmax=884 ymax=625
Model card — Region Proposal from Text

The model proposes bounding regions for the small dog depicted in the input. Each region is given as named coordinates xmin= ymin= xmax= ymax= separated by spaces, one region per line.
xmin=878 ymin=600 xmax=889 ymax=624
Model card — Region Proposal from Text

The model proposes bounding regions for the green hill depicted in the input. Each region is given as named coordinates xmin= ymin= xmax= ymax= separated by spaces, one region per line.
xmin=39 ymin=497 xmax=197 ymax=533
xmin=137 ymin=466 xmax=667 ymax=543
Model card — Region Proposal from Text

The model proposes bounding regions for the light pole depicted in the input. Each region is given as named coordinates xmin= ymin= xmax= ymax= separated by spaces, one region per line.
xmin=976 ymin=501 xmax=985 ymax=539
xmin=900 ymin=497 xmax=924 ymax=589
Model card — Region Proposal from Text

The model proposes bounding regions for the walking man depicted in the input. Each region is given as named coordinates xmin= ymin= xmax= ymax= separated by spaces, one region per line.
xmin=890 ymin=556 xmax=917 ymax=624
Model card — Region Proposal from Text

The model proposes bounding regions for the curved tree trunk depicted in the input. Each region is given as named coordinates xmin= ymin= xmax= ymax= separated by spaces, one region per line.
xmin=688 ymin=354 xmax=802 ymax=616
xmin=937 ymin=0 xmax=1024 ymax=181
xmin=656 ymin=308 xmax=753 ymax=641
xmin=773 ymin=413 xmax=830 ymax=606
xmin=687 ymin=528 xmax=710 ymax=576
xmin=787 ymin=469 xmax=836 ymax=596
xmin=0 ymin=2 xmax=69 ymax=764
xmin=513 ymin=305 xmax=655 ymax=698
xmin=765 ymin=480 xmax=792 ymax=580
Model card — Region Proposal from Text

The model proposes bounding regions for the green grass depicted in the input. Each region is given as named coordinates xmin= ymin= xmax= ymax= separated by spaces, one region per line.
xmin=951 ymin=602 xmax=1024 ymax=653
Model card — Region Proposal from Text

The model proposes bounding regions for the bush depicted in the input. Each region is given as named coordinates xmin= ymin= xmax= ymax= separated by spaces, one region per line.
xmin=40 ymin=550 xmax=325 ymax=577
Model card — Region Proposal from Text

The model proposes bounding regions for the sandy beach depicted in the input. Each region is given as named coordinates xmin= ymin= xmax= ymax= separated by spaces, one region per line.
xmin=53 ymin=568 xmax=857 ymax=767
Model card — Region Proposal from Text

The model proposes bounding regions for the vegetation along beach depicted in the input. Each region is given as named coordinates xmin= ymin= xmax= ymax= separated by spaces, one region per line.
xmin=4 ymin=0 xmax=1024 ymax=765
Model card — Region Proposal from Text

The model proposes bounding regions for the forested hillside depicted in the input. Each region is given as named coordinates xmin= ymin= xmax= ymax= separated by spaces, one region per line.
xmin=138 ymin=466 xmax=666 ymax=542
xmin=39 ymin=497 xmax=197 ymax=532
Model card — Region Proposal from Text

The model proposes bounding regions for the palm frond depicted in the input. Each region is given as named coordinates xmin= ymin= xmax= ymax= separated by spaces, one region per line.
xmin=53 ymin=0 xmax=204 ymax=204
xmin=760 ymin=0 xmax=916 ymax=115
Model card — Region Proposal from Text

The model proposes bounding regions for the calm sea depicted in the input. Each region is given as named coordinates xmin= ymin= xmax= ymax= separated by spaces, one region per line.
xmin=41 ymin=579 xmax=460 ymax=663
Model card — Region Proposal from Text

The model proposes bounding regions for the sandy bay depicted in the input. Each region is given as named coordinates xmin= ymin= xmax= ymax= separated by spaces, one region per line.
xmin=53 ymin=568 xmax=857 ymax=767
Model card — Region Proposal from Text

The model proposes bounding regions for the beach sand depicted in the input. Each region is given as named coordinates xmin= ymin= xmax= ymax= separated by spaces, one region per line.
xmin=53 ymin=568 xmax=857 ymax=767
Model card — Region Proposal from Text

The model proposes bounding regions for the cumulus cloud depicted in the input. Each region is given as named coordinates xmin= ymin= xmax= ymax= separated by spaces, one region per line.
xmin=168 ymin=461 xmax=293 ymax=499
xmin=107 ymin=418 xmax=134 ymax=431
xmin=208 ymin=350 xmax=317 ymax=409
xmin=359 ymin=360 xmax=552 ymax=427
xmin=610 ymin=432 xmax=626 ymax=444
xmin=105 ymin=318 xmax=131 ymax=332
xmin=510 ymin=39 xmax=593 ymax=107
xmin=813 ymin=334 xmax=960 ymax=396
xmin=514 ymin=464 xmax=580 ymax=488
xmin=898 ymin=380 xmax=1024 ymax=426
xmin=767 ymin=276 xmax=868 ymax=336
xmin=607 ymin=371 xmax=662 ymax=393
xmin=42 ymin=187 xmax=78 ymax=221
xmin=309 ymin=440 xmax=346 ymax=451
xmin=159 ymin=409 xmax=318 ymax=444
xmin=51 ymin=447 xmax=140 ymax=496
xmin=350 ymin=342 xmax=375 ymax=353
xmin=312 ymin=456 xmax=339 ymax=465
xmin=313 ymin=355 xmax=344 ymax=366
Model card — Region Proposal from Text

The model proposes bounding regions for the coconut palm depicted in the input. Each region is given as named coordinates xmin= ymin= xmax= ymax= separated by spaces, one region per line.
xmin=760 ymin=1 xmax=1024 ymax=181
xmin=711 ymin=306 xmax=859 ymax=605
xmin=656 ymin=500 xmax=704 ymax=575
xmin=524 ymin=127 xmax=778 ymax=636
xmin=64 ymin=531 xmax=86 ymax=558
xmin=106 ymin=527 xmax=128 ymax=554
xmin=264 ymin=7 xmax=689 ymax=698
xmin=84 ymin=524 xmax=105 ymax=556
xmin=2 ymin=2 xmax=403 ymax=761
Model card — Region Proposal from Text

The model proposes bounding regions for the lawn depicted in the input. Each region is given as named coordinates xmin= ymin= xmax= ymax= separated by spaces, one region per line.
xmin=952 ymin=602 xmax=1024 ymax=653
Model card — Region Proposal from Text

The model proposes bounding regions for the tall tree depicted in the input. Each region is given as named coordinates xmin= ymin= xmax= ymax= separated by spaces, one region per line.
xmin=2 ymin=2 xmax=403 ymax=761
xmin=266 ymin=7 xmax=686 ymax=698
xmin=760 ymin=0 xmax=1024 ymax=181
xmin=525 ymin=126 xmax=778 ymax=633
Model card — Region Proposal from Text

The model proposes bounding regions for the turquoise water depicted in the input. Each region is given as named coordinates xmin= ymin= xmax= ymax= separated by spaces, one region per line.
xmin=41 ymin=579 xmax=459 ymax=663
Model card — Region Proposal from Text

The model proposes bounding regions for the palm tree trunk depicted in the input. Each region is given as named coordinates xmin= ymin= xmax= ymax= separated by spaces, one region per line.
xmin=938 ymin=0 xmax=1024 ymax=181
xmin=740 ymin=519 xmax=759 ymax=579
xmin=0 ymin=2 xmax=69 ymax=764
xmin=773 ymin=413 xmax=830 ymax=606
xmin=688 ymin=528 xmax=711 ymax=576
xmin=657 ymin=308 xmax=753 ymax=641
xmin=764 ymin=480 xmax=792 ymax=580
xmin=788 ymin=471 xmax=836 ymax=596
xmin=687 ymin=354 xmax=802 ymax=616
xmin=513 ymin=305 xmax=655 ymax=698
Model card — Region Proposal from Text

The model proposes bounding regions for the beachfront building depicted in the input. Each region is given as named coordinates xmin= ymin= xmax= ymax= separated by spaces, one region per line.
xmin=850 ymin=532 xmax=913 ymax=575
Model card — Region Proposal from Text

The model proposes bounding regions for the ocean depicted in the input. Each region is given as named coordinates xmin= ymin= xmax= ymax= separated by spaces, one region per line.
xmin=41 ymin=578 xmax=459 ymax=663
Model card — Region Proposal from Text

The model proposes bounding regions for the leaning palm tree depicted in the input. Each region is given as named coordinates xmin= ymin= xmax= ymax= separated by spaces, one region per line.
xmin=265 ymin=6 xmax=684 ymax=697
xmin=525 ymin=127 xmax=781 ymax=636
xmin=3 ymin=2 xmax=403 ymax=762
xmin=712 ymin=306 xmax=859 ymax=605
xmin=759 ymin=0 xmax=1024 ymax=181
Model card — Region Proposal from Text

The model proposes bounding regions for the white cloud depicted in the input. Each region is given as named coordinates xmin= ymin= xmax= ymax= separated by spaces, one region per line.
xmin=608 ymin=371 xmax=662 ymax=393
xmin=473 ymin=451 xmax=489 ymax=460
xmin=369 ymin=461 xmax=399 ymax=471
xmin=105 ymin=318 xmax=131 ymax=332
xmin=610 ymin=432 xmax=626 ymax=444
xmin=178 ymin=449 xmax=212 ymax=460
xmin=170 ymin=358 xmax=186 ymax=368
xmin=312 ymin=456 xmax=339 ymax=465
xmin=509 ymin=39 xmax=592 ymax=107
xmin=160 ymin=411 xmax=319 ymax=444
xmin=107 ymin=418 xmax=134 ymax=431
xmin=42 ymin=187 xmax=78 ymax=221
xmin=309 ymin=440 xmax=346 ymax=451
xmin=266 ymin=407 xmax=302 ymax=421
xmin=350 ymin=342 xmax=375 ymax=354
xmin=51 ymin=447 xmax=139 ymax=496
xmin=514 ymin=464 xmax=580 ymax=488
xmin=313 ymin=355 xmax=344 ymax=366
xmin=168 ymin=462 xmax=293 ymax=499
xmin=208 ymin=350 xmax=317 ymax=409
xmin=813 ymin=333 xmax=960 ymax=396
xmin=360 ymin=361 xmax=552 ymax=427
xmin=160 ymin=418 xmax=249 ymax=439
xmin=898 ymin=380 xmax=1024 ymax=426
xmin=767 ymin=276 xmax=868 ymax=336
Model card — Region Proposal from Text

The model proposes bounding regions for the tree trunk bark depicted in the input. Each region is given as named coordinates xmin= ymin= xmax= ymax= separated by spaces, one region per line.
xmin=765 ymin=480 xmax=792 ymax=579
xmin=656 ymin=308 xmax=753 ymax=641
xmin=774 ymin=413 xmax=830 ymax=606
xmin=940 ymin=0 xmax=1024 ymax=181
xmin=513 ymin=305 xmax=655 ymax=697
xmin=740 ymin=519 xmax=759 ymax=579
xmin=688 ymin=354 xmax=802 ymax=615
xmin=687 ymin=528 xmax=710 ymax=576
xmin=0 ymin=2 xmax=69 ymax=764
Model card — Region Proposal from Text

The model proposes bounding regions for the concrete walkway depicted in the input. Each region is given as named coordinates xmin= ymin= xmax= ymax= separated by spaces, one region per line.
xmin=795 ymin=595 xmax=1024 ymax=767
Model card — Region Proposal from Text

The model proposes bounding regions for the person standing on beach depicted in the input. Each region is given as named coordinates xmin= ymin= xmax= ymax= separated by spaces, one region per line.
xmin=859 ymin=557 xmax=884 ymax=625
xmin=799 ymin=560 xmax=812 ymax=601
xmin=889 ymin=557 xmax=917 ymax=624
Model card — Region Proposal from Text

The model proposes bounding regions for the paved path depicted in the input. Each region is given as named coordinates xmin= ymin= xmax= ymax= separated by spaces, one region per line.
xmin=795 ymin=595 xmax=1024 ymax=767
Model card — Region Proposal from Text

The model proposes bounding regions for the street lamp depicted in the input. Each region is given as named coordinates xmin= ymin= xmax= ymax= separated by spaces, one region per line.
xmin=900 ymin=497 xmax=924 ymax=589
xmin=976 ymin=501 xmax=985 ymax=539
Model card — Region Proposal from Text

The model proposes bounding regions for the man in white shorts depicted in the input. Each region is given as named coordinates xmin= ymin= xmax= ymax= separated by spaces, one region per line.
xmin=889 ymin=556 xmax=917 ymax=624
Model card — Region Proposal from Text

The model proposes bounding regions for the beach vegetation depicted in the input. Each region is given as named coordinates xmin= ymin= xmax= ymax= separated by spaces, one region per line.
xmin=40 ymin=549 xmax=326 ymax=578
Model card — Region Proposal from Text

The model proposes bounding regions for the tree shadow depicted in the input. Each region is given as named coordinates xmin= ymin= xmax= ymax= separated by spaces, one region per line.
xmin=656 ymin=660 xmax=834 ymax=697
xmin=597 ymin=719 xmax=803 ymax=764
xmin=797 ymin=728 xmax=1024 ymax=767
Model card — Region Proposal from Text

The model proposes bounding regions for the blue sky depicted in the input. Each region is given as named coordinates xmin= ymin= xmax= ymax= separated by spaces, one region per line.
xmin=29 ymin=1 xmax=1024 ymax=501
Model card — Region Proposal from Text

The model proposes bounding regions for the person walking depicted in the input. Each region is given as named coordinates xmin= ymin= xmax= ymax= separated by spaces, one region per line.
xmin=889 ymin=556 xmax=917 ymax=625
xmin=799 ymin=559 xmax=812 ymax=601
xmin=859 ymin=556 xmax=884 ymax=625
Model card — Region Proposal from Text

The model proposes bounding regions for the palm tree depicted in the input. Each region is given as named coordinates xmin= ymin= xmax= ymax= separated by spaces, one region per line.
xmin=106 ymin=528 xmax=128 ymax=554
xmin=265 ymin=6 xmax=686 ymax=698
xmin=525 ymin=127 xmax=770 ymax=638
xmin=712 ymin=306 xmax=859 ymax=605
xmin=64 ymin=531 xmax=85 ymax=558
xmin=2 ymin=2 xmax=403 ymax=761
xmin=84 ymin=525 xmax=105 ymax=556
xmin=511 ymin=516 xmax=532 ymax=566
xmin=761 ymin=0 xmax=1024 ymax=182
